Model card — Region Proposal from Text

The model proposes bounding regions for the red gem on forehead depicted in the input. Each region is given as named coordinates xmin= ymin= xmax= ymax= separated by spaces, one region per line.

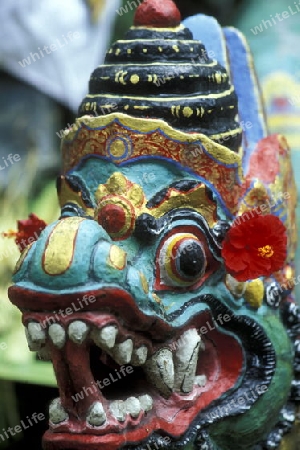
xmin=134 ymin=0 xmax=181 ymax=28
xmin=97 ymin=204 xmax=126 ymax=235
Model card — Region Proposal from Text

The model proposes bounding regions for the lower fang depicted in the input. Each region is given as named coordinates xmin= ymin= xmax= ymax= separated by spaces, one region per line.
xmin=110 ymin=400 xmax=126 ymax=422
xmin=87 ymin=402 xmax=106 ymax=427
xmin=49 ymin=398 xmax=68 ymax=424
xmin=174 ymin=329 xmax=201 ymax=393
xmin=144 ymin=348 xmax=174 ymax=396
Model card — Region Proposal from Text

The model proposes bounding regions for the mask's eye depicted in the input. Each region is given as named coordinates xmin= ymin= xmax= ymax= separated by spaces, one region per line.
xmin=158 ymin=233 xmax=207 ymax=287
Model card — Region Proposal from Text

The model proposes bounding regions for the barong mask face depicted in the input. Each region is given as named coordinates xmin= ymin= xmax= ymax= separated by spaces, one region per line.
xmin=8 ymin=1 xmax=300 ymax=449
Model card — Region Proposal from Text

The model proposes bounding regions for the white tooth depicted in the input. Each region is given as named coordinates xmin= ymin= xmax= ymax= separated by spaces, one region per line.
xmin=48 ymin=324 xmax=66 ymax=349
xmin=68 ymin=321 xmax=90 ymax=344
xmin=87 ymin=402 xmax=106 ymax=426
xmin=138 ymin=394 xmax=153 ymax=412
xmin=174 ymin=329 xmax=202 ymax=393
xmin=124 ymin=397 xmax=141 ymax=418
xmin=131 ymin=346 xmax=148 ymax=366
xmin=144 ymin=348 xmax=174 ymax=396
xmin=113 ymin=339 xmax=133 ymax=364
xmin=92 ymin=325 xmax=118 ymax=349
xmin=25 ymin=322 xmax=46 ymax=350
xmin=110 ymin=400 xmax=126 ymax=422
xmin=194 ymin=375 xmax=207 ymax=387
xmin=49 ymin=398 xmax=68 ymax=424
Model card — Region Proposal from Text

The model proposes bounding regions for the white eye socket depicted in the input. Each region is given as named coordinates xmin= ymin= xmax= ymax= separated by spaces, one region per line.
xmin=158 ymin=233 xmax=207 ymax=287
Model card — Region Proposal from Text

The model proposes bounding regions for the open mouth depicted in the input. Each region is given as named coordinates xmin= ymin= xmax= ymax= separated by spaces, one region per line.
xmin=21 ymin=302 xmax=244 ymax=450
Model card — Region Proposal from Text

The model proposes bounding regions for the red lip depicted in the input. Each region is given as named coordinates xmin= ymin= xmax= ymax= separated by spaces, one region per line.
xmin=10 ymin=286 xmax=243 ymax=450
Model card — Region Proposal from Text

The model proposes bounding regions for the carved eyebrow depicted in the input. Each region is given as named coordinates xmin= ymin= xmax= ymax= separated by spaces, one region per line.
xmin=146 ymin=180 xmax=200 ymax=209
xmin=134 ymin=208 xmax=227 ymax=259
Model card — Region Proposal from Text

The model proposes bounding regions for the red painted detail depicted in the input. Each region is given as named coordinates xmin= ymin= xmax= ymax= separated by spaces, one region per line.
xmin=222 ymin=211 xmax=287 ymax=282
xmin=134 ymin=0 xmax=181 ymax=28
xmin=42 ymin=321 xmax=243 ymax=450
xmin=62 ymin=123 xmax=241 ymax=215
xmin=2 ymin=213 xmax=47 ymax=252
xmin=97 ymin=204 xmax=126 ymax=235
xmin=8 ymin=286 xmax=172 ymax=339
xmin=245 ymin=135 xmax=281 ymax=184
xmin=273 ymin=97 xmax=289 ymax=109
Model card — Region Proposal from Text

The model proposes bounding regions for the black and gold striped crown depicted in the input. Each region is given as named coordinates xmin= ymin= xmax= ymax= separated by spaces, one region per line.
xmin=78 ymin=1 xmax=242 ymax=153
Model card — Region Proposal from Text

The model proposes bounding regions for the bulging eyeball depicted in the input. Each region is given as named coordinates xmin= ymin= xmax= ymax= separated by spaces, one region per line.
xmin=158 ymin=233 xmax=207 ymax=287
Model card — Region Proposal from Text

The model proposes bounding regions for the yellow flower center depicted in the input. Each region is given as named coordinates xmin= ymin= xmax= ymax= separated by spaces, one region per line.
xmin=258 ymin=245 xmax=274 ymax=258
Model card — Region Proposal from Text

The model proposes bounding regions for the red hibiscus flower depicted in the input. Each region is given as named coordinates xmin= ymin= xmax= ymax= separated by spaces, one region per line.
xmin=3 ymin=213 xmax=47 ymax=251
xmin=221 ymin=211 xmax=287 ymax=282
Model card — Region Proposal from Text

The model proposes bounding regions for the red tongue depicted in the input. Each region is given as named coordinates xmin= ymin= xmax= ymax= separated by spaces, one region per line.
xmin=134 ymin=0 xmax=181 ymax=28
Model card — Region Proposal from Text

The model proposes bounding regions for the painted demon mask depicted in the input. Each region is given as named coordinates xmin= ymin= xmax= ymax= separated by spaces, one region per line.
xmin=8 ymin=1 xmax=300 ymax=449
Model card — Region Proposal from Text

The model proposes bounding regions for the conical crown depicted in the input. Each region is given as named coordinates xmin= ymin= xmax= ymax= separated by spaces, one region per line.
xmin=78 ymin=0 xmax=242 ymax=152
